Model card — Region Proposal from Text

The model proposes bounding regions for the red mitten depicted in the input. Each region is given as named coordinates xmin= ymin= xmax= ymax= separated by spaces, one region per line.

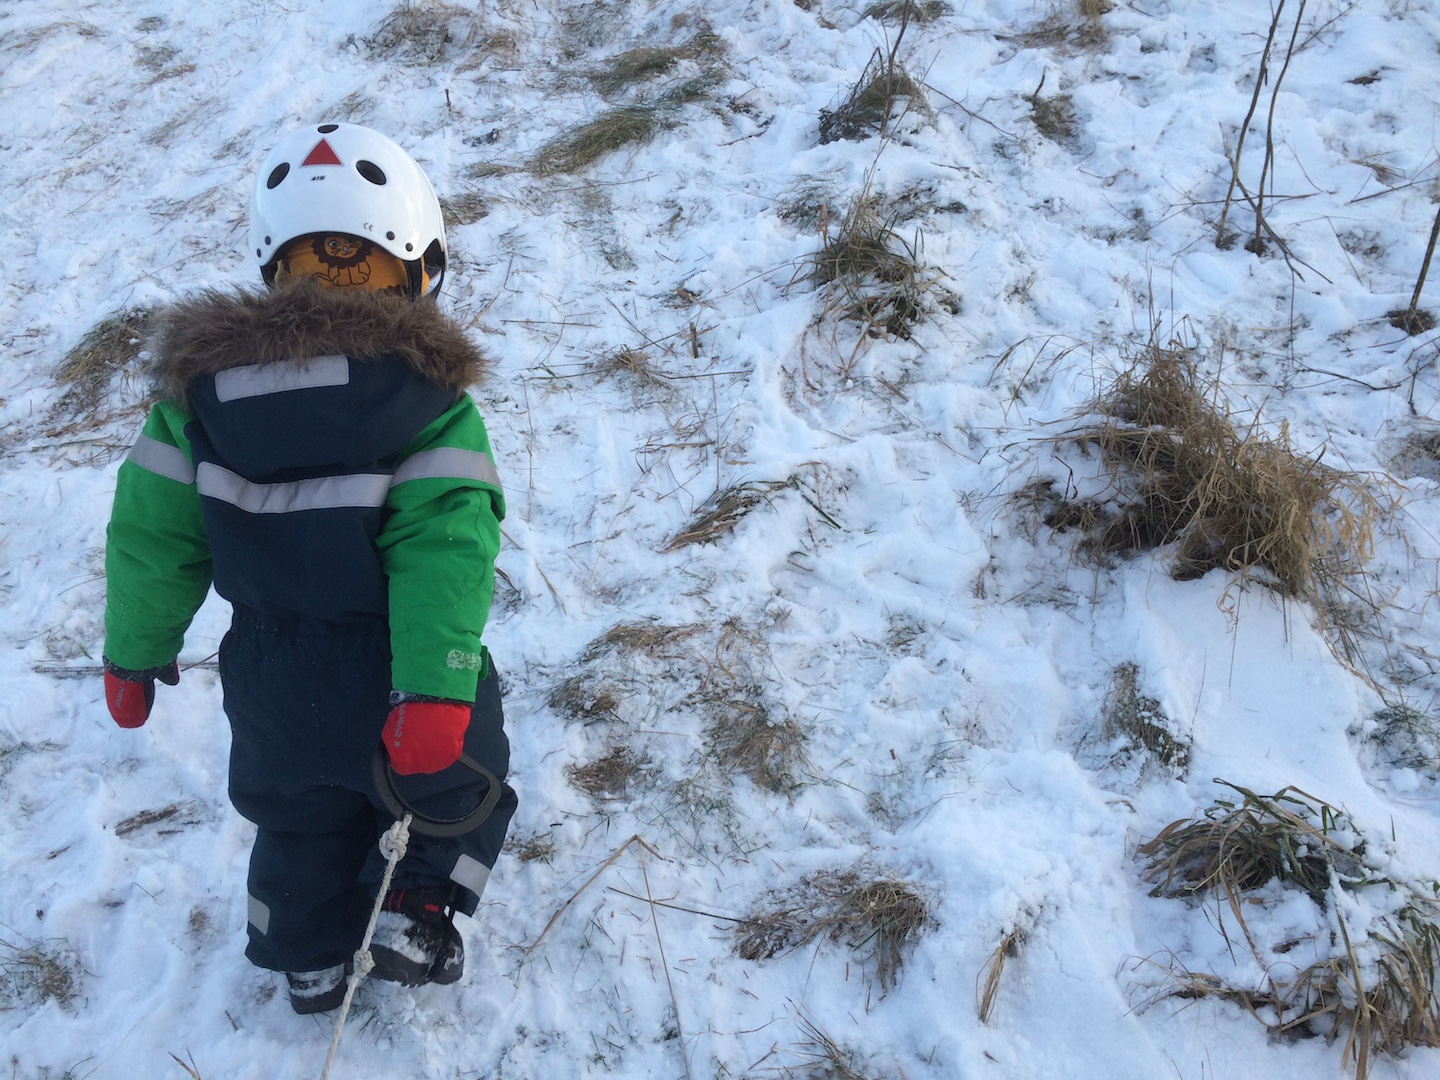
xmin=103 ymin=658 xmax=180 ymax=729
xmin=381 ymin=697 xmax=471 ymax=775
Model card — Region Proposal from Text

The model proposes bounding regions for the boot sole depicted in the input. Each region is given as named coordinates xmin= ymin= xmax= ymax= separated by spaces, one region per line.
xmin=290 ymin=979 xmax=348 ymax=1014
xmin=369 ymin=943 xmax=433 ymax=987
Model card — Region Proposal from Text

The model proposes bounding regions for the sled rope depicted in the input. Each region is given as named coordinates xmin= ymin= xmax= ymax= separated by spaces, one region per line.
xmin=319 ymin=812 xmax=412 ymax=1080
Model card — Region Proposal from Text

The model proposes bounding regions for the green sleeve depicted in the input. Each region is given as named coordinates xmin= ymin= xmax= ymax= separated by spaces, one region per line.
xmin=103 ymin=401 xmax=213 ymax=670
xmin=379 ymin=394 xmax=506 ymax=701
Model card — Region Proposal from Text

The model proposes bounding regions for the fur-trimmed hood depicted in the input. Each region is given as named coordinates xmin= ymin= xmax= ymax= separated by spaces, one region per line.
xmin=150 ymin=281 xmax=488 ymax=406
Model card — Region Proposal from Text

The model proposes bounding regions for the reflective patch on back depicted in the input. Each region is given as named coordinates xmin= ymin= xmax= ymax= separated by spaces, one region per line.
xmin=450 ymin=854 xmax=491 ymax=899
xmin=214 ymin=355 xmax=350 ymax=402
xmin=248 ymin=893 xmax=271 ymax=935
xmin=196 ymin=462 xmax=390 ymax=514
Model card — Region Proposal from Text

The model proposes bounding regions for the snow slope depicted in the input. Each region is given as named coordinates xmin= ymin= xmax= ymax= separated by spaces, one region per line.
xmin=3 ymin=0 xmax=1440 ymax=1077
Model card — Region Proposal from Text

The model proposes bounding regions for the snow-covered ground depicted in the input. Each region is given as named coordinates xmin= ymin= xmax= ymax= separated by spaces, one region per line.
xmin=3 ymin=0 xmax=1440 ymax=1076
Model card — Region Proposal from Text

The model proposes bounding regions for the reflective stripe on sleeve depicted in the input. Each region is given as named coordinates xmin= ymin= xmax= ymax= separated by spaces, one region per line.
xmin=195 ymin=462 xmax=390 ymax=514
xmin=213 ymin=355 xmax=350 ymax=402
xmin=391 ymin=447 xmax=503 ymax=492
xmin=126 ymin=434 xmax=196 ymax=485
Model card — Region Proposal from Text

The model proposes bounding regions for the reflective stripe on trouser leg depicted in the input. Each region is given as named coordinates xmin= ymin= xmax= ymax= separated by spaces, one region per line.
xmin=450 ymin=854 xmax=491 ymax=899
xmin=248 ymin=893 xmax=271 ymax=936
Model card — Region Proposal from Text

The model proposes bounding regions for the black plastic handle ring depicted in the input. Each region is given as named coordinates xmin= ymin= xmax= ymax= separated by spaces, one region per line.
xmin=371 ymin=745 xmax=503 ymax=838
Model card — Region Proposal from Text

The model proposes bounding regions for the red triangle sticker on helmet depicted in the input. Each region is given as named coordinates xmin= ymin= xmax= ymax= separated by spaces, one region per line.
xmin=302 ymin=139 xmax=342 ymax=167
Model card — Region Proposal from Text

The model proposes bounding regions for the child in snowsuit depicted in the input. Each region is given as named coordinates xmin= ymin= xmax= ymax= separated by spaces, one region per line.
xmin=102 ymin=122 xmax=516 ymax=1014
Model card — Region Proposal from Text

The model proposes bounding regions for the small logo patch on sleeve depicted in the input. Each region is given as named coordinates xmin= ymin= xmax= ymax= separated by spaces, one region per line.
xmin=446 ymin=649 xmax=485 ymax=671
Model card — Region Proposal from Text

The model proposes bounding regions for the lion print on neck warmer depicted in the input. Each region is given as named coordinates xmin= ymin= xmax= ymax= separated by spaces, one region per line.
xmin=272 ymin=234 xmax=421 ymax=295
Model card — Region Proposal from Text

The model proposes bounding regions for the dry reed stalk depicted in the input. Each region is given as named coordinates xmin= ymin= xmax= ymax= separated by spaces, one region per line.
xmin=976 ymin=928 xmax=1025 ymax=1022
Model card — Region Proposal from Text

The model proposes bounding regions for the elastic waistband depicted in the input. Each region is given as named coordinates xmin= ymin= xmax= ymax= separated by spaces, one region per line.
xmin=230 ymin=604 xmax=388 ymax=640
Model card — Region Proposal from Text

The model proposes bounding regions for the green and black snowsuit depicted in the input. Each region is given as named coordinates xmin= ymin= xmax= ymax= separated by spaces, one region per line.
xmin=104 ymin=282 xmax=517 ymax=973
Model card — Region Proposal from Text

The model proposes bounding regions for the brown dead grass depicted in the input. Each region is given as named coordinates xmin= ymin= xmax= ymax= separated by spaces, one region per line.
xmin=735 ymin=869 xmax=931 ymax=993
xmin=56 ymin=308 xmax=150 ymax=409
xmin=976 ymin=927 xmax=1026 ymax=1023
xmin=580 ymin=619 xmax=703 ymax=663
xmin=663 ymin=479 xmax=795 ymax=550
xmin=0 ymin=933 xmax=83 ymax=1010
xmin=819 ymin=48 xmax=930 ymax=145
xmin=810 ymin=188 xmax=932 ymax=343
xmin=697 ymin=690 xmax=807 ymax=794
xmin=366 ymin=2 xmax=478 ymax=63
xmin=1137 ymin=783 xmax=1440 ymax=1079
xmin=1102 ymin=663 xmax=1189 ymax=774
xmin=1068 ymin=344 xmax=1388 ymax=612
xmin=588 ymin=30 xmax=724 ymax=96
xmin=531 ymin=105 xmax=666 ymax=176
xmin=566 ymin=745 xmax=648 ymax=799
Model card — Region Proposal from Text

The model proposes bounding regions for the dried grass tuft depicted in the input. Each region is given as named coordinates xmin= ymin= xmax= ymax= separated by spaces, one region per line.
xmin=1283 ymin=904 xmax=1440 ymax=1072
xmin=698 ymin=690 xmax=807 ymax=794
xmin=0 ymin=933 xmax=83 ymax=1010
xmin=565 ymin=745 xmax=648 ymax=799
xmin=1068 ymin=343 xmax=1389 ymax=613
xmin=663 ymin=478 xmax=795 ymax=550
xmin=735 ymin=869 xmax=931 ymax=993
xmin=56 ymin=308 xmax=151 ymax=409
xmin=976 ymin=928 xmax=1026 ymax=1023
xmin=1026 ymin=73 xmax=1078 ymax=145
xmin=504 ymin=831 xmax=558 ymax=863
xmin=1011 ymin=477 xmax=1111 ymax=537
xmin=531 ymin=105 xmax=665 ymax=176
xmin=810 ymin=189 xmax=931 ymax=341
xmin=1137 ymin=782 xmax=1440 ymax=1079
xmin=588 ymin=31 xmax=724 ymax=96
xmin=785 ymin=1013 xmax=883 ymax=1079
xmin=1362 ymin=704 xmax=1440 ymax=772
xmin=580 ymin=619 xmax=703 ymax=663
xmin=1102 ymin=663 xmax=1189 ymax=774
xmin=863 ymin=0 xmax=949 ymax=23
xmin=547 ymin=672 xmax=624 ymax=725
xmin=439 ymin=191 xmax=491 ymax=228
xmin=819 ymin=48 xmax=930 ymax=145
xmin=366 ymin=2 xmax=478 ymax=64
xmin=1137 ymin=781 xmax=1362 ymax=911
xmin=585 ymin=346 xmax=676 ymax=405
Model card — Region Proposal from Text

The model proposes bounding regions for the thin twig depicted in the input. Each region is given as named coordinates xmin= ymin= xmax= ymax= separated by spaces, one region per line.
xmin=1217 ymin=0 xmax=1286 ymax=243
xmin=1405 ymin=203 xmax=1440 ymax=317
xmin=606 ymin=886 xmax=745 ymax=922
xmin=1252 ymin=0 xmax=1307 ymax=253
xmin=526 ymin=834 xmax=662 ymax=956
xmin=641 ymin=847 xmax=692 ymax=1080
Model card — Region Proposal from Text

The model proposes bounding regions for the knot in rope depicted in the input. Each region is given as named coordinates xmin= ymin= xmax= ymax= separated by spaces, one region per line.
xmin=352 ymin=948 xmax=375 ymax=979
xmin=378 ymin=816 xmax=411 ymax=863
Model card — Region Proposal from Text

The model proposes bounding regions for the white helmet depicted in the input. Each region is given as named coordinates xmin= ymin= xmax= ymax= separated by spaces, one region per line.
xmin=250 ymin=122 xmax=447 ymax=297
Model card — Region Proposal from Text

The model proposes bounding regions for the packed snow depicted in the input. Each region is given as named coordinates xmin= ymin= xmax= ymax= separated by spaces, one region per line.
xmin=3 ymin=0 xmax=1440 ymax=1077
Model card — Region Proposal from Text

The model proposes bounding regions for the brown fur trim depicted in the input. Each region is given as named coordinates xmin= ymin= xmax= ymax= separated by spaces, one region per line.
xmin=149 ymin=281 xmax=488 ymax=405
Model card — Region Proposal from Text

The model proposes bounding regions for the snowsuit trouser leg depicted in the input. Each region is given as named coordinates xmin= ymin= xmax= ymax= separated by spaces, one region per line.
xmin=220 ymin=607 xmax=516 ymax=973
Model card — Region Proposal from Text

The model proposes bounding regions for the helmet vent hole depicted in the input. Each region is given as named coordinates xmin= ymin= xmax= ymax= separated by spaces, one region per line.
xmin=356 ymin=160 xmax=387 ymax=186
xmin=318 ymin=123 xmax=339 ymax=133
xmin=264 ymin=236 xmax=271 ymax=245
xmin=405 ymin=242 xmax=414 ymax=252
xmin=266 ymin=163 xmax=290 ymax=189
xmin=386 ymin=231 xmax=396 ymax=241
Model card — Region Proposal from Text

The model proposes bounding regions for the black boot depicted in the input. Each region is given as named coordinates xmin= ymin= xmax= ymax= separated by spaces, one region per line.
xmin=369 ymin=886 xmax=464 ymax=987
xmin=286 ymin=963 xmax=349 ymax=1014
